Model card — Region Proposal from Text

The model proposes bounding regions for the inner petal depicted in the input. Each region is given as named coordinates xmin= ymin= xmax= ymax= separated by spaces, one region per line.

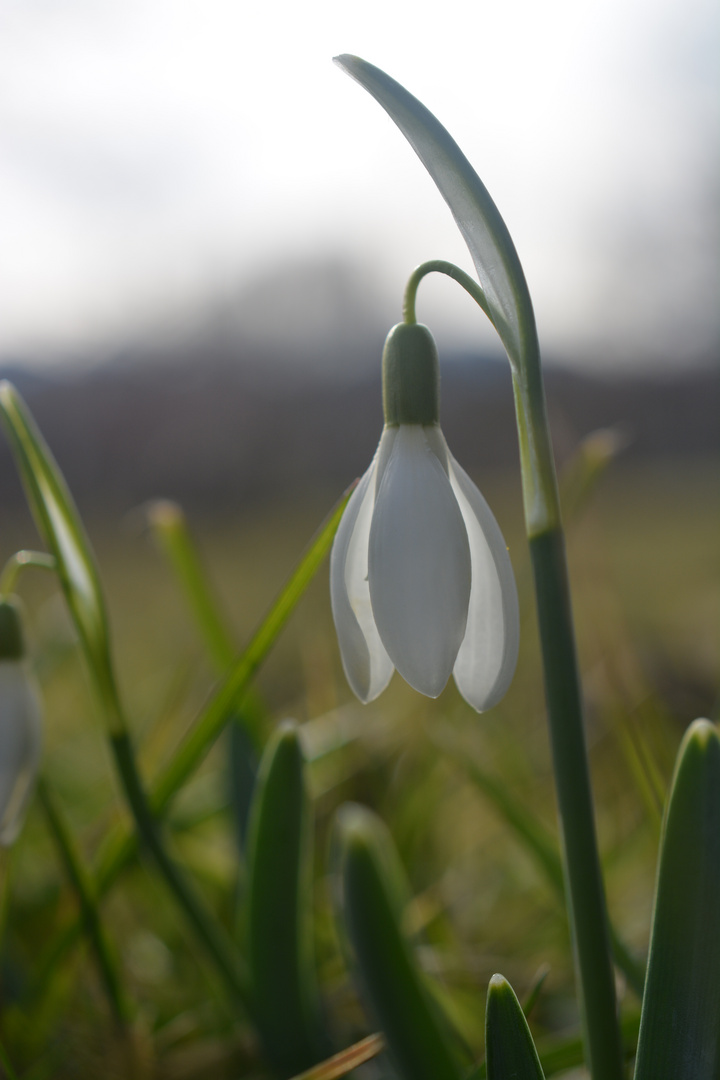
xmin=368 ymin=425 xmax=471 ymax=697
xmin=447 ymin=451 xmax=520 ymax=711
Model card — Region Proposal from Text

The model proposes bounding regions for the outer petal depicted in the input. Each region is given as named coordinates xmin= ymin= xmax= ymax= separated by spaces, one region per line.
xmin=0 ymin=662 xmax=42 ymax=845
xmin=369 ymin=425 xmax=471 ymax=697
xmin=330 ymin=434 xmax=395 ymax=702
xmin=447 ymin=451 xmax=520 ymax=711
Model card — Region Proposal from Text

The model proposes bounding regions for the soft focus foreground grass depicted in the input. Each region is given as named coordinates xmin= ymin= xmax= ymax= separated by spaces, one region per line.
xmin=0 ymin=459 xmax=717 ymax=1078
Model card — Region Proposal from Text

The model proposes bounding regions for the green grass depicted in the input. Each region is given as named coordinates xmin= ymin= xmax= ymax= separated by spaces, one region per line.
xmin=0 ymin=459 xmax=716 ymax=1078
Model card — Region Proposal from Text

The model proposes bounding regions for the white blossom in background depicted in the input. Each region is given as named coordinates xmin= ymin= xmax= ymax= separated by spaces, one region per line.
xmin=0 ymin=600 xmax=42 ymax=846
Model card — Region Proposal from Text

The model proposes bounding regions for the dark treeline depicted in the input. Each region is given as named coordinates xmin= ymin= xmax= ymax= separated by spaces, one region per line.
xmin=0 ymin=342 xmax=717 ymax=514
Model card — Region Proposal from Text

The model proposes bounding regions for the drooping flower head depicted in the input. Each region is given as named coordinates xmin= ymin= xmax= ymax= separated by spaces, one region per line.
xmin=331 ymin=322 xmax=519 ymax=711
xmin=0 ymin=598 xmax=42 ymax=845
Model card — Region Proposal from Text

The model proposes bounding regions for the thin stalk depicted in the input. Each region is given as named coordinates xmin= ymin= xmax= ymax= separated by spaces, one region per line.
xmin=408 ymin=261 xmax=623 ymax=1080
xmin=27 ymin=489 xmax=349 ymax=1004
xmin=0 ymin=551 xmax=56 ymax=597
xmin=36 ymin=777 xmax=131 ymax=1030
xmin=147 ymin=500 xmax=235 ymax=670
xmin=109 ymin=731 xmax=249 ymax=1005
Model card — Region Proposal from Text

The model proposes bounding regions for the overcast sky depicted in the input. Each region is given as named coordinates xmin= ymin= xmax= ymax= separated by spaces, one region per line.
xmin=1 ymin=0 xmax=718 ymax=371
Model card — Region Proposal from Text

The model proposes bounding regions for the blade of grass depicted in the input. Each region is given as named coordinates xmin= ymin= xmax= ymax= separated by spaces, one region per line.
xmin=146 ymin=499 xmax=265 ymax=847
xmin=468 ymin=1009 xmax=641 ymax=1080
xmin=0 ymin=382 xmax=122 ymax=731
xmin=335 ymin=803 xmax=464 ymax=1080
xmin=146 ymin=500 xmax=235 ymax=671
xmin=442 ymin=746 xmax=645 ymax=996
xmin=36 ymin=777 xmax=131 ymax=1031
xmin=27 ymin=486 xmax=352 ymax=1004
xmin=289 ymin=1034 xmax=385 ymax=1080
xmin=485 ymin=975 xmax=545 ymax=1080
xmin=246 ymin=722 xmax=325 ymax=1074
xmin=634 ymin=719 xmax=720 ymax=1079
xmin=0 ymin=382 xmax=250 ymax=1005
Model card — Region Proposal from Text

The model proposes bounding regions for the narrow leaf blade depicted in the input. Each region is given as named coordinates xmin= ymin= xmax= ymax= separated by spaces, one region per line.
xmin=334 ymin=54 xmax=536 ymax=370
xmin=485 ymin=975 xmax=545 ymax=1080
xmin=335 ymin=803 xmax=462 ymax=1080
xmin=0 ymin=382 xmax=120 ymax=724
xmin=634 ymin=718 xmax=720 ymax=1079
xmin=246 ymin=721 xmax=324 ymax=1074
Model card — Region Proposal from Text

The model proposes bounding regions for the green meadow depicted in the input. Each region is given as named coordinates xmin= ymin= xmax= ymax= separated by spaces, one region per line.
xmin=0 ymin=454 xmax=715 ymax=1078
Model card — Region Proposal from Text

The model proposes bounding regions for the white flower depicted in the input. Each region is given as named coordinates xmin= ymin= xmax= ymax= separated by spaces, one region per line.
xmin=330 ymin=421 xmax=519 ymax=711
xmin=0 ymin=601 xmax=42 ymax=845
xmin=0 ymin=661 xmax=41 ymax=845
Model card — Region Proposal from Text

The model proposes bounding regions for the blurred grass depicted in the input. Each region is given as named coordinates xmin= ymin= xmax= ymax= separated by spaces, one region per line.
xmin=0 ymin=458 xmax=717 ymax=1077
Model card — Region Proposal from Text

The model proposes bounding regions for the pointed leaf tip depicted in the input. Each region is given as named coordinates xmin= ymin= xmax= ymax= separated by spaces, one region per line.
xmin=332 ymin=54 xmax=537 ymax=371
xmin=634 ymin=718 xmax=720 ymax=1079
xmin=486 ymin=974 xmax=545 ymax=1080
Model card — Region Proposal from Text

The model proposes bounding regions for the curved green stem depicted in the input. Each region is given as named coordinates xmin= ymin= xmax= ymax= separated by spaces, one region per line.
xmin=403 ymin=260 xmax=492 ymax=325
xmin=403 ymin=261 xmax=559 ymax=536
xmin=37 ymin=777 xmax=131 ymax=1030
xmin=0 ymin=551 xmax=56 ymax=597
xmin=409 ymin=263 xmax=623 ymax=1080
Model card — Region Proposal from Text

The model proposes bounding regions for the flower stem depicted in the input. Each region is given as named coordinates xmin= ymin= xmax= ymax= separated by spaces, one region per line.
xmin=36 ymin=776 xmax=131 ymax=1030
xmin=407 ymin=262 xmax=624 ymax=1080
xmin=528 ymin=530 xmax=624 ymax=1079
xmin=0 ymin=550 xmax=56 ymax=597
xmin=109 ymin=730 xmax=250 ymax=1005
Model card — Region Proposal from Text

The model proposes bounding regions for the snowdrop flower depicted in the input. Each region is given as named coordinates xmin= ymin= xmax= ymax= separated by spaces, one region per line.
xmin=331 ymin=322 xmax=519 ymax=711
xmin=0 ymin=599 xmax=42 ymax=845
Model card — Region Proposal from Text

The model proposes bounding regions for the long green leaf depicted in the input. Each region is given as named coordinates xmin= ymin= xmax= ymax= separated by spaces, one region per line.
xmin=335 ymin=803 xmax=463 ymax=1080
xmin=246 ymin=721 xmax=324 ymax=1075
xmin=147 ymin=499 xmax=236 ymax=670
xmin=36 ymin=777 xmax=130 ymax=1029
xmin=469 ymin=1009 xmax=642 ymax=1080
xmin=485 ymin=975 xmax=545 ymax=1080
xmin=334 ymin=55 xmax=535 ymax=375
xmin=0 ymin=381 xmax=122 ymax=729
xmin=146 ymin=498 xmax=264 ymax=847
xmin=634 ymin=718 xmax=720 ymax=1079
xmin=27 ymin=487 xmax=350 ymax=1005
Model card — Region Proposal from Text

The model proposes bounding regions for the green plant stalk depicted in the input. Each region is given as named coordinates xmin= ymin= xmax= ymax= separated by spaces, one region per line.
xmin=36 ymin=777 xmax=130 ymax=1029
xmin=246 ymin=722 xmax=324 ymax=1073
xmin=406 ymin=261 xmax=624 ymax=1077
xmin=110 ymin=731 xmax=249 ymax=1004
xmin=528 ymin=528 xmax=621 ymax=1078
xmin=0 ymin=551 xmax=57 ymax=597
xmin=0 ymin=383 xmax=250 ymax=1005
xmin=28 ymin=487 xmax=351 ymax=1002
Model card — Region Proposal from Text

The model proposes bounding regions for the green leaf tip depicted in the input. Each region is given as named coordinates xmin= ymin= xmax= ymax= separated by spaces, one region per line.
xmin=485 ymin=974 xmax=545 ymax=1080
xmin=0 ymin=381 xmax=122 ymax=731
xmin=246 ymin=718 xmax=323 ymax=1074
xmin=634 ymin=717 xmax=720 ymax=1079
xmin=335 ymin=803 xmax=463 ymax=1080
xmin=333 ymin=54 xmax=537 ymax=373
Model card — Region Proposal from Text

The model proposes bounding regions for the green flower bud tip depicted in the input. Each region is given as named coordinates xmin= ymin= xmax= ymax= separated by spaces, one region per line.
xmin=0 ymin=599 xmax=25 ymax=661
xmin=382 ymin=322 xmax=440 ymax=426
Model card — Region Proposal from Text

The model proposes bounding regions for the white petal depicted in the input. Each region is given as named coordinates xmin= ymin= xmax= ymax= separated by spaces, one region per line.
xmin=447 ymin=451 xmax=520 ymax=711
xmin=0 ymin=662 xmax=42 ymax=846
xmin=330 ymin=437 xmax=395 ymax=702
xmin=369 ymin=426 xmax=471 ymax=697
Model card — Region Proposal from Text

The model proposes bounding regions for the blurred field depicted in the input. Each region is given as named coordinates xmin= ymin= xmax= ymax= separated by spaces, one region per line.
xmin=0 ymin=456 xmax=717 ymax=1077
